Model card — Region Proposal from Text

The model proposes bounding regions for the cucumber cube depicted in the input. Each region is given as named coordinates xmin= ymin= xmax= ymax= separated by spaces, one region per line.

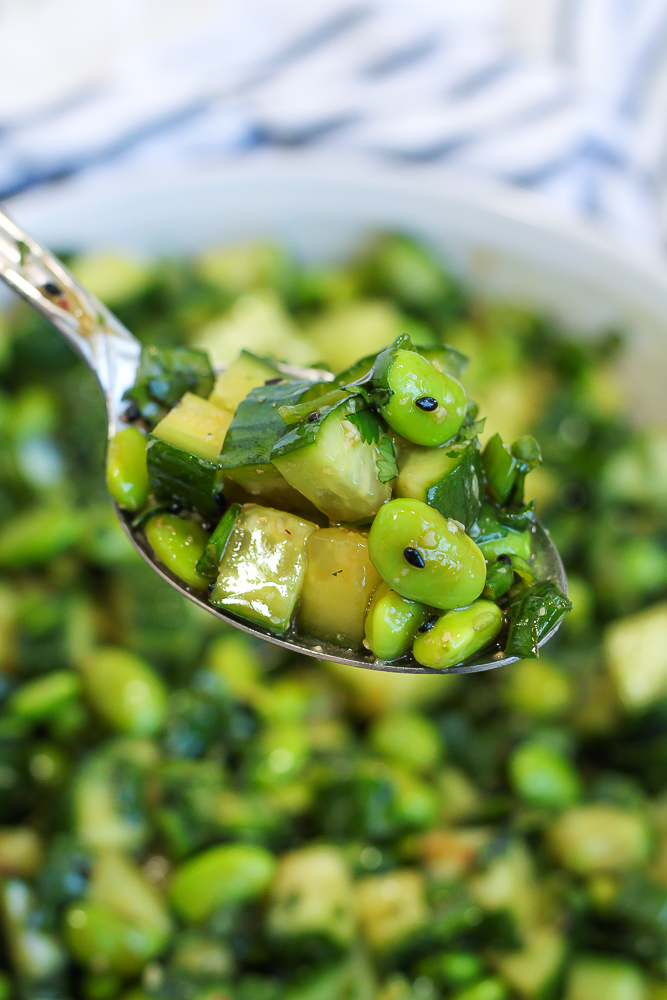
xmin=272 ymin=401 xmax=391 ymax=523
xmin=147 ymin=393 xmax=232 ymax=515
xmin=297 ymin=527 xmax=381 ymax=649
xmin=209 ymin=350 xmax=280 ymax=415
xmin=396 ymin=441 xmax=481 ymax=528
xmin=210 ymin=505 xmax=317 ymax=633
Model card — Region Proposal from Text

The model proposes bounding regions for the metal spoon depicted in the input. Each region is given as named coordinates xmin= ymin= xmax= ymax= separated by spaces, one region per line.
xmin=0 ymin=206 xmax=567 ymax=675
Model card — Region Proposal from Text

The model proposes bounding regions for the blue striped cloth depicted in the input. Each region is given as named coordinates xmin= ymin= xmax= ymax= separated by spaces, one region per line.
xmin=2 ymin=0 xmax=667 ymax=251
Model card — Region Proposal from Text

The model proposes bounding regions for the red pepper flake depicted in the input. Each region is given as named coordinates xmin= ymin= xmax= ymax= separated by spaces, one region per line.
xmin=284 ymin=529 xmax=291 ymax=534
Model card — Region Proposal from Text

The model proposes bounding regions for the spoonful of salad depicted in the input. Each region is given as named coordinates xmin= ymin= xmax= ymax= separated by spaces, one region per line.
xmin=0 ymin=207 xmax=570 ymax=674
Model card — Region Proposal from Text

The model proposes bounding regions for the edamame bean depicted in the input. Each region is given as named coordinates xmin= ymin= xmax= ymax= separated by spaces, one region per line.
xmin=509 ymin=740 xmax=581 ymax=808
xmin=169 ymin=843 xmax=276 ymax=923
xmin=364 ymin=583 xmax=429 ymax=660
xmin=144 ymin=513 xmax=210 ymax=590
xmin=392 ymin=768 xmax=439 ymax=828
xmin=452 ymin=978 xmax=508 ymax=1000
xmin=0 ymin=506 xmax=80 ymax=568
xmin=413 ymin=600 xmax=503 ymax=669
xmin=64 ymin=903 xmax=166 ymax=975
xmin=78 ymin=648 xmax=167 ymax=736
xmin=369 ymin=711 xmax=442 ymax=772
xmin=373 ymin=345 xmax=467 ymax=446
xmin=8 ymin=670 xmax=80 ymax=721
xmin=368 ymin=499 xmax=486 ymax=610
xmin=106 ymin=427 xmax=150 ymax=512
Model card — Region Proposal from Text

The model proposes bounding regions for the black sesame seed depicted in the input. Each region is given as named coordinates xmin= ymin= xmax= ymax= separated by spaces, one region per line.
xmin=214 ymin=492 xmax=226 ymax=510
xmin=403 ymin=547 xmax=425 ymax=568
xmin=497 ymin=554 xmax=512 ymax=565
xmin=265 ymin=377 xmax=283 ymax=385
xmin=418 ymin=614 xmax=439 ymax=633
xmin=42 ymin=282 xmax=61 ymax=297
xmin=415 ymin=396 xmax=438 ymax=412
xmin=307 ymin=411 xmax=320 ymax=423
xmin=207 ymin=581 xmax=216 ymax=595
xmin=123 ymin=404 xmax=140 ymax=422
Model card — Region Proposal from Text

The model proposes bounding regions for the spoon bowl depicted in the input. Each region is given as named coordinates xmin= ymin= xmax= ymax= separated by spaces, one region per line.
xmin=0 ymin=205 xmax=567 ymax=674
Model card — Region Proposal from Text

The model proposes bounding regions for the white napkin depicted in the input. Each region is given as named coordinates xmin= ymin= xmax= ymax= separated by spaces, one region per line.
xmin=2 ymin=0 xmax=667 ymax=251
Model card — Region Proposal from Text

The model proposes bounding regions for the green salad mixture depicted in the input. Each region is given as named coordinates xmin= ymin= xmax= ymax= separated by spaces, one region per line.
xmin=109 ymin=306 xmax=569 ymax=668
xmin=0 ymin=233 xmax=665 ymax=1000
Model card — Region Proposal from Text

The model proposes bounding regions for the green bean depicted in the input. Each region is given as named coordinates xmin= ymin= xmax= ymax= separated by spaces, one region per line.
xmin=78 ymin=648 xmax=167 ymax=736
xmin=169 ymin=843 xmax=276 ymax=922
xmin=482 ymin=433 xmax=517 ymax=503
xmin=106 ymin=427 xmax=150 ymax=511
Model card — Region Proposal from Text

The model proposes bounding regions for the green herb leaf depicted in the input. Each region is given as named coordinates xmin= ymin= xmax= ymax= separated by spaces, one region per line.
xmin=504 ymin=580 xmax=572 ymax=659
xmin=376 ymin=436 xmax=399 ymax=483
xmin=458 ymin=418 xmax=486 ymax=442
xmin=346 ymin=409 xmax=382 ymax=445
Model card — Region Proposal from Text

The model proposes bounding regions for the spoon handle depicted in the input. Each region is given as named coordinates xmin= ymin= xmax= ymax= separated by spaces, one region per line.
xmin=0 ymin=206 xmax=140 ymax=433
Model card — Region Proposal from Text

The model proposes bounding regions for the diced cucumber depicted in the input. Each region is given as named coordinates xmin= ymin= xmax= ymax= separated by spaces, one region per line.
xmin=152 ymin=393 xmax=232 ymax=462
xmin=297 ymin=528 xmax=381 ymax=649
xmin=208 ymin=350 xmax=281 ymax=415
xmin=147 ymin=393 xmax=232 ymax=515
xmin=306 ymin=300 xmax=403 ymax=373
xmin=218 ymin=380 xmax=316 ymax=511
xmin=195 ymin=503 xmax=242 ymax=579
xmin=272 ymin=398 xmax=392 ymax=523
xmin=210 ymin=505 xmax=317 ymax=633
xmin=395 ymin=441 xmax=482 ymax=528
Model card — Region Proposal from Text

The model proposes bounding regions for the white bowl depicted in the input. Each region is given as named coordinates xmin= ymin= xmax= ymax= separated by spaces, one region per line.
xmin=9 ymin=159 xmax=667 ymax=425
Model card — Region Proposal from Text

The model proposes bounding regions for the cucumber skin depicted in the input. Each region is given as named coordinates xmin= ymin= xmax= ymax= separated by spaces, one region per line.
xmin=218 ymin=380 xmax=311 ymax=473
xmin=196 ymin=503 xmax=242 ymax=579
xmin=425 ymin=444 xmax=482 ymax=529
xmin=146 ymin=438 xmax=223 ymax=517
xmin=270 ymin=394 xmax=368 ymax=460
